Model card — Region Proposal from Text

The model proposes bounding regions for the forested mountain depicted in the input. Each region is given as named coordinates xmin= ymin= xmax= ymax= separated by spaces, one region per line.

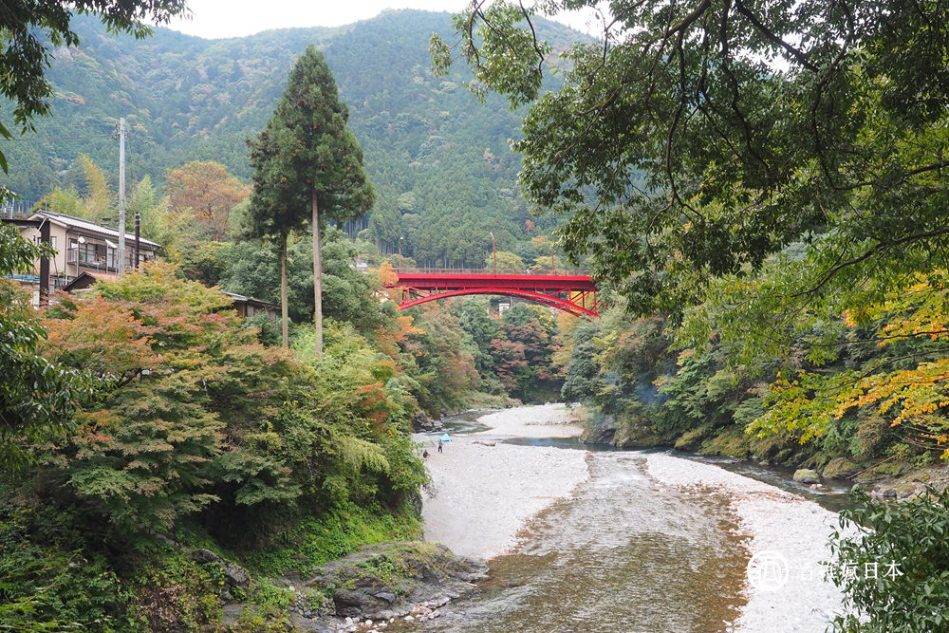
xmin=1 ymin=10 xmax=581 ymax=266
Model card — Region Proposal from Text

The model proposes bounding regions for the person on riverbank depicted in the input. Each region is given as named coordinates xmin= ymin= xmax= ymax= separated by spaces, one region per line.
xmin=422 ymin=449 xmax=429 ymax=459
xmin=437 ymin=439 xmax=443 ymax=453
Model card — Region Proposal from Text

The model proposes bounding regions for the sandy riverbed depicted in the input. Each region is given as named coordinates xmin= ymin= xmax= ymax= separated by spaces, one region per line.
xmin=646 ymin=453 xmax=848 ymax=632
xmin=419 ymin=404 xmax=847 ymax=631
xmin=418 ymin=404 xmax=589 ymax=559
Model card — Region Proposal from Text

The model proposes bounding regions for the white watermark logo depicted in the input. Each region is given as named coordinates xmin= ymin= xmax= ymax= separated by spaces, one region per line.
xmin=747 ymin=550 xmax=790 ymax=592
xmin=746 ymin=551 xmax=903 ymax=593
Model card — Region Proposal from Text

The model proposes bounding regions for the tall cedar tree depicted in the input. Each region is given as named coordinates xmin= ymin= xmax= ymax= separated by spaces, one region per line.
xmin=248 ymin=121 xmax=293 ymax=346
xmin=248 ymin=47 xmax=373 ymax=351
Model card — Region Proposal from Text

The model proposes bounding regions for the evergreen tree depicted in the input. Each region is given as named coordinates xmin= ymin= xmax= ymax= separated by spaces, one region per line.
xmin=248 ymin=46 xmax=373 ymax=352
xmin=247 ymin=120 xmax=296 ymax=347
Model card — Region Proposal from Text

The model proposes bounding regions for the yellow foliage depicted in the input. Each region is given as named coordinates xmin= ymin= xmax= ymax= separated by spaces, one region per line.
xmin=676 ymin=348 xmax=695 ymax=364
xmin=78 ymin=154 xmax=112 ymax=221
xmin=552 ymin=311 xmax=581 ymax=369
xmin=836 ymin=358 xmax=949 ymax=452
xmin=750 ymin=270 xmax=948 ymax=456
xmin=749 ymin=371 xmax=854 ymax=444
xmin=844 ymin=270 xmax=948 ymax=343
xmin=374 ymin=314 xmax=420 ymax=358
xmin=874 ymin=272 xmax=948 ymax=346
xmin=378 ymin=260 xmax=398 ymax=288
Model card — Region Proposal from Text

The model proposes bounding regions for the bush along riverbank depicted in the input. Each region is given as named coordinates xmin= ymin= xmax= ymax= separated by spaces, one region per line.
xmin=560 ymin=275 xmax=948 ymax=500
xmin=0 ymin=248 xmax=494 ymax=632
xmin=558 ymin=285 xmax=948 ymax=629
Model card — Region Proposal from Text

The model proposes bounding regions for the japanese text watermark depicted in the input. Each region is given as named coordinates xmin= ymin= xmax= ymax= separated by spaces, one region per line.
xmin=747 ymin=550 xmax=903 ymax=592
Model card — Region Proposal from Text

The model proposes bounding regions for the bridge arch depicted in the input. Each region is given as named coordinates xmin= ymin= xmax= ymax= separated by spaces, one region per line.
xmin=398 ymin=287 xmax=598 ymax=318
xmin=385 ymin=271 xmax=599 ymax=318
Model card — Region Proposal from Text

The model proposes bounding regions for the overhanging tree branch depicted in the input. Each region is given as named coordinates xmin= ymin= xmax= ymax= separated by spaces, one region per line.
xmin=733 ymin=0 xmax=819 ymax=72
xmin=795 ymin=227 xmax=949 ymax=297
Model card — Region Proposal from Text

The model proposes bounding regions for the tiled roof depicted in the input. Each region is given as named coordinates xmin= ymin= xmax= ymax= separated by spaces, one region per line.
xmin=30 ymin=212 xmax=160 ymax=248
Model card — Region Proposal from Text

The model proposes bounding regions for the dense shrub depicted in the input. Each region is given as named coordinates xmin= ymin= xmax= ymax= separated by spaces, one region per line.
xmin=397 ymin=307 xmax=480 ymax=414
xmin=565 ymin=271 xmax=947 ymax=467
xmin=0 ymin=498 xmax=140 ymax=632
xmin=829 ymin=489 xmax=949 ymax=632
xmin=30 ymin=265 xmax=424 ymax=538
xmin=0 ymin=224 xmax=89 ymax=470
xmin=223 ymin=229 xmax=388 ymax=334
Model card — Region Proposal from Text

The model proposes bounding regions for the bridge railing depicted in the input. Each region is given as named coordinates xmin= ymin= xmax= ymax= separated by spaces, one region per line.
xmin=394 ymin=266 xmax=589 ymax=275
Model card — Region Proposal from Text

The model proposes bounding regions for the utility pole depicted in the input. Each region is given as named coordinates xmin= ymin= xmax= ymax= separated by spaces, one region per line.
xmin=38 ymin=218 xmax=50 ymax=307
xmin=116 ymin=117 xmax=127 ymax=277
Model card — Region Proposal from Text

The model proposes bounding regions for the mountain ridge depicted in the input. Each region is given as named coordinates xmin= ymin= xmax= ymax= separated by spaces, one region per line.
xmin=2 ymin=9 xmax=582 ymax=265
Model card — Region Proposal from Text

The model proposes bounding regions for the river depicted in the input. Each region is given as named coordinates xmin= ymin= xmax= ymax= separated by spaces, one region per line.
xmin=404 ymin=404 xmax=849 ymax=633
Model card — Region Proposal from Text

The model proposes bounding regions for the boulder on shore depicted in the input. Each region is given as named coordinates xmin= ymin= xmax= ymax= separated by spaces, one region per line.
xmin=793 ymin=468 xmax=821 ymax=484
xmin=412 ymin=412 xmax=444 ymax=432
xmin=822 ymin=457 xmax=859 ymax=480
xmin=579 ymin=412 xmax=617 ymax=445
xmin=299 ymin=542 xmax=485 ymax=621
xmin=412 ymin=411 xmax=433 ymax=431
xmin=190 ymin=548 xmax=250 ymax=588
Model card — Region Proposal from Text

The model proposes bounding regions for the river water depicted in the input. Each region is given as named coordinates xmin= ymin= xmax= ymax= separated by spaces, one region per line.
xmin=403 ymin=405 xmax=847 ymax=633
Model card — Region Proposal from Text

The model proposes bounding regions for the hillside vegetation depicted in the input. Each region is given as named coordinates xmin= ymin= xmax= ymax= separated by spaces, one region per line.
xmin=1 ymin=10 xmax=579 ymax=267
xmin=0 ymin=217 xmax=543 ymax=630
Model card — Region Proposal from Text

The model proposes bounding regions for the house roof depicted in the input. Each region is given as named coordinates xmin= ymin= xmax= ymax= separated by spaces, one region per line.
xmin=222 ymin=291 xmax=278 ymax=310
xmin=5 ymin=273 xmax=40 ymax=284
xmin=62 ymin=271 xmax=100 ymax=292
xmin=28 ymin=212 xmax=160 ymax=248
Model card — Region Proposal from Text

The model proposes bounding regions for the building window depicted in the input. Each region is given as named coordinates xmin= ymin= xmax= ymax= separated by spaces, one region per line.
xmin=78 ymin=242 xmax=99 ymax=265
xmin=34 ymin=236 xmax=58 ymax=249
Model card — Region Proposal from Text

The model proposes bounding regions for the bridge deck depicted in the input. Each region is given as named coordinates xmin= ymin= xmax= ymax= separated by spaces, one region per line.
xmin=393 ymin=272 xmax=596 ymax=292
xmin=387 ymin=270 xmax=599 ymax=317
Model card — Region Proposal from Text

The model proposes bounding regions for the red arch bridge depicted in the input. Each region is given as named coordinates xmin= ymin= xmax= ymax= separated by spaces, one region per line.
xmin=385 ymin=271 xmax=599 ymax=318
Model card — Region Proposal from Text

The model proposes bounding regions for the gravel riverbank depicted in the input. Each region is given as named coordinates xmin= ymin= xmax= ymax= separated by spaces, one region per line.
xmin=645 ymin=453 xmax=848 ymax=632
xmin=417 ymin=404 xmax=848 ymax=632
xmin=418 ymin=403 xmax=588 ymax=559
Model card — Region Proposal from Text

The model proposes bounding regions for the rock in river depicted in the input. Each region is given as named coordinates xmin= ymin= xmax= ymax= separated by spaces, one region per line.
xmin=822 ymin=457 xmax=859 ymax=479
xmin=793 ymin=468 xmax=821 ymax=484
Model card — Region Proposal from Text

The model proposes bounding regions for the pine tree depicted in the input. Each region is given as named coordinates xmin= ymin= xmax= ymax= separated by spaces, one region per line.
xmin=248 ymin=46 xmax=373 ymax=352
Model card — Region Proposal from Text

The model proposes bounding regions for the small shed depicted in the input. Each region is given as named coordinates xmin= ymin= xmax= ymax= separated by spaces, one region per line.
xmin=222 ymin=291 xmax=279 ymax=321
xmin=61 ymin=271 xmax=100 ymax=293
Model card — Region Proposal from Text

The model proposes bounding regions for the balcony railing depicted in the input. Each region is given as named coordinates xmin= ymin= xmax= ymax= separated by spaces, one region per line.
xmin=68 ymin=248 xmax=116 ymax=271
xmin=67 ymin=246 xmax=151 ymax=272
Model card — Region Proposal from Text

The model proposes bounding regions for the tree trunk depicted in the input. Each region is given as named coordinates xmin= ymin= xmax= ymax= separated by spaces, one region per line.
xmin=279 ymin=234 xmax=289 ymax=348
xmin=311 ymin=189 xmax=323 ymax=356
